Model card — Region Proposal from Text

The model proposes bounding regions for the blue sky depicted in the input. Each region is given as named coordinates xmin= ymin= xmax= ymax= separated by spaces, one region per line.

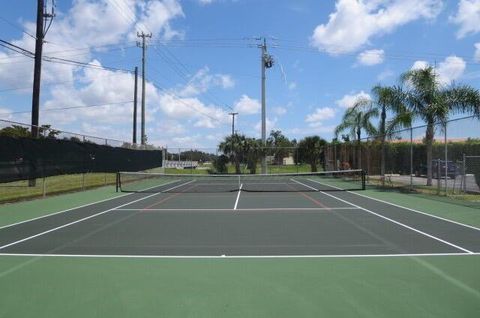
xmin=0 ymin=0 xmax=479 ymax=149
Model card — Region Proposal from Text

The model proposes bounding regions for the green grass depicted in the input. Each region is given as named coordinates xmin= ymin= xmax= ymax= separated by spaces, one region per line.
xmin=0 ymin=173 xmax=117 ymax=203
xmin=0 ymin=255 xmax=478 ymax=317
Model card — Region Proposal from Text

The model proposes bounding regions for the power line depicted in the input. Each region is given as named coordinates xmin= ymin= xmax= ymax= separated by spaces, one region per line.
xmin=0 ymin=38 xmax=134 ymax=73
xmin=0 ymin=15 xmax=36 ymax=40
xmin=0 ymin=100 xmax=134 ymax=115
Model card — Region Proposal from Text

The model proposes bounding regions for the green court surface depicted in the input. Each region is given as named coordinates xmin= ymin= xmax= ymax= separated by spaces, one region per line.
xmin=0 ymin=185 xmax=122 ymax=227
xmin=1 ymin=255 xmax=479 ymax=317
xmin=1 ymin=178 xmax=480 ymax=317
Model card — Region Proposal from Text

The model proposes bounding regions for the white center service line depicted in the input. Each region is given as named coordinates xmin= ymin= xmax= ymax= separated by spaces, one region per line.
xmin=0 ymin=181 xmax=194 ymax=251
xmin=234 ymin=184 xmax=243 ymax=210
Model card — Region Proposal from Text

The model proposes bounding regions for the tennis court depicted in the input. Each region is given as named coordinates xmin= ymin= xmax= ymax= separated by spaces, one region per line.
xmin=1 ymin=171 xmax=479 ymax=257
xmin=1 ymin=171 xmax=480 ymax=318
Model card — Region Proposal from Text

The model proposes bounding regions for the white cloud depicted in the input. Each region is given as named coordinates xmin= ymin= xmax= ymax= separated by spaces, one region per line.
xmin=437 ymin=56 xmax=466 ymax=85
xmin=305 ymin=107 xmax=336 ymax=123
xmin=357 ymin=49 xmax=385 ymax=66
xmin=310 ymin=0 xmax=443 ymax=54
xmin=133 ymin=0 xmax=185 ymax=40
xmin=254 ymin=118 xmax=277 ymax=136
xmin=158 ymin=93 xmax=229 ymax=128
xmin=409 ymin=56 xmax=466 ymax=86
xmin=411 ymin=60 xmax=429 ymax=70
xmin=179 ymin=67 xmax=234 ymax=97
xmin=234 ymin=95 xmax=261 ymax=115
xmin=336 ymin=91 xmax=371 ymax=109
xmin=450 ymin=0 xmax=480 ymax=38
xmin=475 ymin=43 xmax=480 ymax=62
xmin=288 ymin=82 xmax=297 ymax=90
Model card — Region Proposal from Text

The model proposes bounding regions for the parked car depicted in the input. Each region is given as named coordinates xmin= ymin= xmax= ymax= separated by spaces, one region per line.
xmin=415 ymin=160 xmax=459 ymax=179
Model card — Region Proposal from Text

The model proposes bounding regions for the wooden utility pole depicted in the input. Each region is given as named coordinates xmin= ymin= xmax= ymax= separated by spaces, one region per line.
xmin=31 ymin=0 xmax=54 ymax=138
xmin=137 ymin=32 xmax=152 ymax=146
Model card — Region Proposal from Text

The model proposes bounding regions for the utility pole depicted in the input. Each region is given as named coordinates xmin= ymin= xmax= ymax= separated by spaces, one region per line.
xmin=258 ymin=38 xmax=274 ymax=174
xmin=229 ymin=112 xmax=238 ymax=136
xmin=31 ymin=0 xmax=55 ymax=138
xmin=137 ymin=31 xmax=152 ymax=147
xmin=132 ymin=66 xmax=138 ymax=145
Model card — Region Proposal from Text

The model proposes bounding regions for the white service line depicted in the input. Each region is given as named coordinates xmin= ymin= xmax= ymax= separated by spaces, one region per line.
xmin=234 ymin=184 xmax=243 ymax=210
xmin=0 ymin=178 xmax=183 ymax=231
xmin=312 ymin=185 xmax=474 ymax=254
xmin=290 ymin=178 xmax=319 ymax=191
xmin=115 ymin=207 xmax=359 ymax=212
xmin=0 ymin=252 xmax=477 ymax=259
xmin=351 ymin=190 xmax=480 ymax=232
xmin=0 ymin=181 xmax=194 ymax=251
xmin=308 ymin=178 xmax=480 ymax=232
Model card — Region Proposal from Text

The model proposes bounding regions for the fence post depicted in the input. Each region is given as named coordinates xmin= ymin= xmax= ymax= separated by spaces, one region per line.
xmin=410 ymin=127 xmax=413 ymax=191
xmin=444 ymin=124 xmax=448 ymax=195
xmin=42 ymin=176 xmax=46 ymax=197
xmin=437 ymin=158 xmax=441 ymax=195
xmin=462 ymin=153 xmax=466 ymax=193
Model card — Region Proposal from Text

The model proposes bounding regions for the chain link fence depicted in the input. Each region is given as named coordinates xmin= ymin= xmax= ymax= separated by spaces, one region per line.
xmin=0 ymin=119 xmax=163 ymax=202
xmin=324 ymin=116 xmax=480 ymax=198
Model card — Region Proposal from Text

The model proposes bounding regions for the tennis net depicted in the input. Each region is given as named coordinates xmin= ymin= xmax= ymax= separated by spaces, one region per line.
xmin=116 ymin=170 xmax=366 ymax=193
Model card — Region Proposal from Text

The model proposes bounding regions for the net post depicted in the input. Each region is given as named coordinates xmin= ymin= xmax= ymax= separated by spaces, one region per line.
xmin=115 ymin=172 xmax=120 ymax=192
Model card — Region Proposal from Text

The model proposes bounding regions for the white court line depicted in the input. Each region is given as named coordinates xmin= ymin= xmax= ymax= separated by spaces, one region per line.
xmin=290 ymin=178 xmax=319 ymax=191
xmin=307 ymin=179 xmax=474 ymax=254
xmin=0 ymin=178 xmax=183 ymax=231
xmin=234 ymin=184 xmax=243 ymax=210
xmin=351 ymin=189 xmax=480 ymax=232
xmin=309 ymin=179 xmax=480 ymax=232
xmin=0 ymin=252 xmax=477 ymax=259
xmin=0 ymin=181 xmax=194 ymax=251
xmin=114 ymin=207 xmax=359 ymax=212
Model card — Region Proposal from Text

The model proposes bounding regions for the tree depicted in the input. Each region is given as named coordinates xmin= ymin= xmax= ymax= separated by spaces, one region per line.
xmin=400 ymin=67 xmax=480 ymax=186
xmin=334 ymin=99 xmax=378 ymax=169
xmin=244 ymin=138 xmax=263 ymax=174
xmin=218 ymin=134 xmax=246 ymax=174
xmin=266 ymin=130 xmax=292 ymax=165
xmin=0 ymin=125 xmax=30 ymax=137
xmin=371 ymin=85 xmax=411 ymax=182
xmin=38 ymin=124 xmax=60 ymax=139
xmin=297 ymin=136 xmax=327 ymax=172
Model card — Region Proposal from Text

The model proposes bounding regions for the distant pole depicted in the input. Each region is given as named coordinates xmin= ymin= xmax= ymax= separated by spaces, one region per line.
xmin=137 ymin=31 xmax=152 ymax=146
xmin=31 ymin=0 xmax=54 ymax=138
xmin=132 ymin=66 xmax=138 ymax=145
xmin=229 ymin=112 xmax=238 ymax=136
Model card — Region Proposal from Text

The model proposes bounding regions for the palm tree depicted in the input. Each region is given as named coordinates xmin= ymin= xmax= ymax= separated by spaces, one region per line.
xmin=244 ymin=138 xmax=263 ymax=174
xmin=297 ymin=136 xmax=327 ymax=172
xmin=371 ymin=85 xmax=411 ymax=183
xmin=218 ymin=134 xmax=246 ymax=174
xmin=400 ymin=67 xmax=480 ymax=186
xmin=334 ymin=98 xmax=378 ymax=170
